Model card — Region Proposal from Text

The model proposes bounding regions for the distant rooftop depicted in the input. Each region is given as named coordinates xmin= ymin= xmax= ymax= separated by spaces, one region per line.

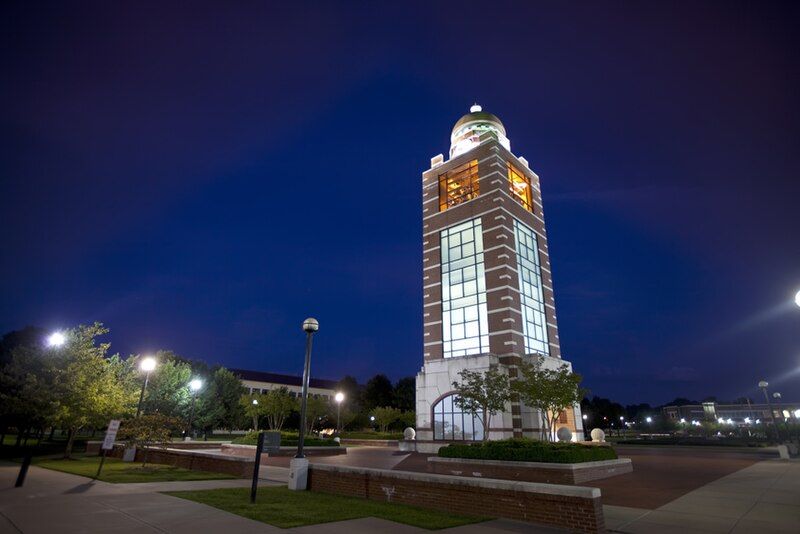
xmin=230 ymin=368 xmax=338 ymax=390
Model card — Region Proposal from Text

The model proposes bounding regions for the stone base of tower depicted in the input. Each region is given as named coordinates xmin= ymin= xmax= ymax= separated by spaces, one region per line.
xmin=415 ymin=353 xmax=584 ymax=443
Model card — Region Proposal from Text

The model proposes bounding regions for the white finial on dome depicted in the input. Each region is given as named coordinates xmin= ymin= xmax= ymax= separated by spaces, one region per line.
xmin=470 ymin=103 xmax=482 ymax=113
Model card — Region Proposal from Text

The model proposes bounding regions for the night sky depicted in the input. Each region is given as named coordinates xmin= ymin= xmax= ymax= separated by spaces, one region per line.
xmin=2 ymin=1 xmax=799 ymax=405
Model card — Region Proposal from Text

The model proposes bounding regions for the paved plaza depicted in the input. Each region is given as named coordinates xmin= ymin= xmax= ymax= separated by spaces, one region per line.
xmin=1 ymin=446 xmax=798 ymax=533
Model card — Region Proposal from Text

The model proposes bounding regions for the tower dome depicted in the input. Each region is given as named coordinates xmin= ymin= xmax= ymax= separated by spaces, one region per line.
xmin=449 ymin=104 xmax=510 ymax=158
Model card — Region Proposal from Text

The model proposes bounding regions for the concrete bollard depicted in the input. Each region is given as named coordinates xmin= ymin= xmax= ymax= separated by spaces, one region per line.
xmin=288 ymin=457 xmax=309 ymax=490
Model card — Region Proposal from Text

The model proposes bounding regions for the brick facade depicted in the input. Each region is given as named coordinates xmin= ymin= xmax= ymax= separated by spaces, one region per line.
xmin=307 ymin=464 xmax=605 ymax=533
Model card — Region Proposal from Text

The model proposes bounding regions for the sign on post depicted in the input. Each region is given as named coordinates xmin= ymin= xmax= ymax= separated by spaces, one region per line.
xmin=263 ymin=431 xmax=281 ymax=454
xmin=102 ymin=420 xmax=121 ymax=450
xmin=95 ymin=419 xmax=121 ymax=480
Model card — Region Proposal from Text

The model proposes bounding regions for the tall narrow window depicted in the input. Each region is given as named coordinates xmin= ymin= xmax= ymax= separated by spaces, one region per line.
xmin=439 ymin=159 xmax=479 ymax=211
xmin=513 ymin=219 xmax=550 ymax=356
xmin=508 ymin=163 xmax=533 ymax=212
xmin=432 ymin=393 xmax=484 ymax=441
xmin=440 ymin=218 xmax=489 ymax=358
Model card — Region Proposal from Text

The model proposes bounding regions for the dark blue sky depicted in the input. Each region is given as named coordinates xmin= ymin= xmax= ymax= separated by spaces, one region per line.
xmin=2 ymin=1 xmax=799 ymax=405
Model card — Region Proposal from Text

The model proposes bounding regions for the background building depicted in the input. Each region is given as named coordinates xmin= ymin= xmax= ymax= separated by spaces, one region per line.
xmin=663 ymin=400 xmax=800 ymax=424
xmin=415 ymin=105 xmax=583 ymax=443
xmin=231 ymin=368 xmax=338 ymax=400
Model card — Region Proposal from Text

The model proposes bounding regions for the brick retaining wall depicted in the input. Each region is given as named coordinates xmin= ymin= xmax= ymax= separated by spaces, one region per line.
xmin=428 ymin=457 xmax=632 ymax=485
xmin=220 ymin=443 xmax=346 ymax=458
xmin=86 ymin=440 xmax=225 ymax=455
xmin=91 ymin=444 xmax=253 ymax=477
xmin=307 ymin=464 xmax=605 ymax=533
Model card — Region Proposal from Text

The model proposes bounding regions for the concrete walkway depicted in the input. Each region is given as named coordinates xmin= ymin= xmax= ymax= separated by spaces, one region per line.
xmin=605 ymin=459 xmax=800 ymax=533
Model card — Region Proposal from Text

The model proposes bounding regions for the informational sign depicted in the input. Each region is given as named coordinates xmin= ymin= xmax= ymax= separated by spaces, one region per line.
xmin=263 ymin=431 xmax=281 ymax=454
xmin=102 ymin=419 xmax=121 ymax=450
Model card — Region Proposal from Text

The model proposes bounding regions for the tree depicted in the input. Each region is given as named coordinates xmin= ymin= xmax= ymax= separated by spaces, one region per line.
xmin=513 ymin=360 xmax=586 ymax=441
xmin=0 ymin=342 xmax=58 ymax=444
xmin=50 ymin=323 xmax=136 ymax=457
xmin=138 ymin=352 xmax=192 ymax=418
xmin=393 ymin=377 xmax=416 ymax=412
xmin=336 ymin=375 xmax=361 ymax=409
xmin=451 ymin=368 xmax=511 ymax=441
xmin=262 ymin=387 xmax=297 ymax=431
xmin=0 ymin=326 xmax=45 ymax=368
xmin=398 ymin=410 xmax=416 ymax=429
xmin=372 ymin=406 xmax=402 ymax=433
xmin=118 ymin=414 xmax=180 ymax=467
xmin=304 ymin=396 xmax=329 ymax=434
xmin=363 ymin=374 xmax=394 ymax=410
xmin=240 ymin=392 xmax=269 ymax=430
xmin=196 ymin=367 xmax=244 ymax=433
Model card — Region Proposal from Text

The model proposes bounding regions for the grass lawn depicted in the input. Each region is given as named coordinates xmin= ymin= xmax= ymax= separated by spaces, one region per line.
xmin=34 ymin=456 xmax=235 ymax=483
xmin=166 ymin=487 xmax=487 ymax=529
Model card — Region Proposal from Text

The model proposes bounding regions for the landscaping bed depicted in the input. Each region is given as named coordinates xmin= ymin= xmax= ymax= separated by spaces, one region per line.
xmin=438 ymin=439 xmax=617 ymax=463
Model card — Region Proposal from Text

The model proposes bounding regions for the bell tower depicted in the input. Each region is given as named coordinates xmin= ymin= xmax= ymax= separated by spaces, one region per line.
xmin=414 ymin=105 xmax=583 ymax=445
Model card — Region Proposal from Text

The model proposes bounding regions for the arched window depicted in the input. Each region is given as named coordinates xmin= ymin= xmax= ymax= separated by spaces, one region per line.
xmin=432 ymin=393 xmax=484 ymax=441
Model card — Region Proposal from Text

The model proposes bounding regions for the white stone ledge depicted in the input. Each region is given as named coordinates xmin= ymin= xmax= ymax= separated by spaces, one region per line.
xmin=429 ymin=456 xmax=630 ymax=473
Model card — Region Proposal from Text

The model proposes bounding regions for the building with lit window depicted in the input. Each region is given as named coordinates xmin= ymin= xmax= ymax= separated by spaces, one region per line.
xmin=415 ymin=105 xmax=583 ymax=445
xmin=231 ymin=368 xmax=337 ymax=400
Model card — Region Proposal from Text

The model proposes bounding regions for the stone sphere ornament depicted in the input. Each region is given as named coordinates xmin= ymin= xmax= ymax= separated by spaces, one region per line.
xmin=590 ymin=428 xmax=606 ymax=443
xmin=403 ymin=427 xmax=416 ymax=440
xmin=556 ymin=427 xmax=572 ymax=442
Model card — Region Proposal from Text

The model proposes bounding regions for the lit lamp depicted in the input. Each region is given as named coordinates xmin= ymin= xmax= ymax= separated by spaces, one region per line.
xmin=46 ymin=331 xmax=66 ymax=347
xmin=186 ymin=379 xmax=203 ymax=440
xmin=334 ymin=392 xmax=345 ymax=433
xmin=646 ymin=416 xmax=652 ymax=423
xmin=794 ymin=289 xmax=800 ymax=308
xmin=135 ymin=356 xmax=157 ymax=417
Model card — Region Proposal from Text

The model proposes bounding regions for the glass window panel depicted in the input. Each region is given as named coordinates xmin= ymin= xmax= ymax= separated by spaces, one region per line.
xmin=465 ymin=321 xmax=479 ymax=338
xmin=439 ymin=160 xmax=480 ymax=211
xmin=440 ymin=217 xmax=489 ymax=358
xmin=463 ymin=279 xmax=477 ymax=296
xmin=431 ymin=394 xmax=483 ymax=442
xmin=513 ymin=219 xmax=550 ymax=356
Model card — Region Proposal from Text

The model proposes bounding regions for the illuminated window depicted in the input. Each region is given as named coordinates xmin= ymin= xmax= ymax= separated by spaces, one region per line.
xmin=439 ymin=159 xmax=479 ymax=211
xmin=513 ymin=219 xmax=550 ymax=356
xmin=441 ymin=218 xmax=489 ymax=359
xmin=508 ymin=163 xmax=533 ymax=212
xmin=433 ymin=393 xmax=484 ymax=440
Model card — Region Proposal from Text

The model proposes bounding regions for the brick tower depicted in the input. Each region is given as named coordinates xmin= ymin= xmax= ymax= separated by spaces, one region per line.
xmin=414 ymin=104 xmax=583 ymax=445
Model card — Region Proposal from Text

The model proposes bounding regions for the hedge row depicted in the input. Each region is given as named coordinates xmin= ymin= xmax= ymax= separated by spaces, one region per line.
xmin=438 ymin=438 xmax=617 ymax=463
xmin=232 ymin=431 xmax=339 ymax=447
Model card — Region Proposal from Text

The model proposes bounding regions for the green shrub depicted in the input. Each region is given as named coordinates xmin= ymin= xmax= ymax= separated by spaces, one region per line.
xmin=339 ymin=431 xmax=404 ymax=440
xmin=231 ymin=431 xmax=338 ymax=447
xmin=438 ymin=438 xmax=616 ymax=463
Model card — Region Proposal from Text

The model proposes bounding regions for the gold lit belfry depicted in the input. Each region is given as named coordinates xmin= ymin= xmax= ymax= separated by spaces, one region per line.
xmin=438 ymin=159 xmax=479 ymax=211
xmin=508 ymin=162 xmax=533 ymax=212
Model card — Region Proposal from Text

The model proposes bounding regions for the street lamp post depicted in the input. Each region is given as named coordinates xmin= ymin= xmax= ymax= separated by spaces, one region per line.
xmin=136 ymin=357 xmax=157 ymax=418
xmin=295 ymin=318 xmax=319 ymax=459
xmin=186 ymin=379 xmax=202 ymax=440
xmin=759 ymin=380 xmax=779 ymax=441
xmin=334 ymin=392 xmax=345 ymax=434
